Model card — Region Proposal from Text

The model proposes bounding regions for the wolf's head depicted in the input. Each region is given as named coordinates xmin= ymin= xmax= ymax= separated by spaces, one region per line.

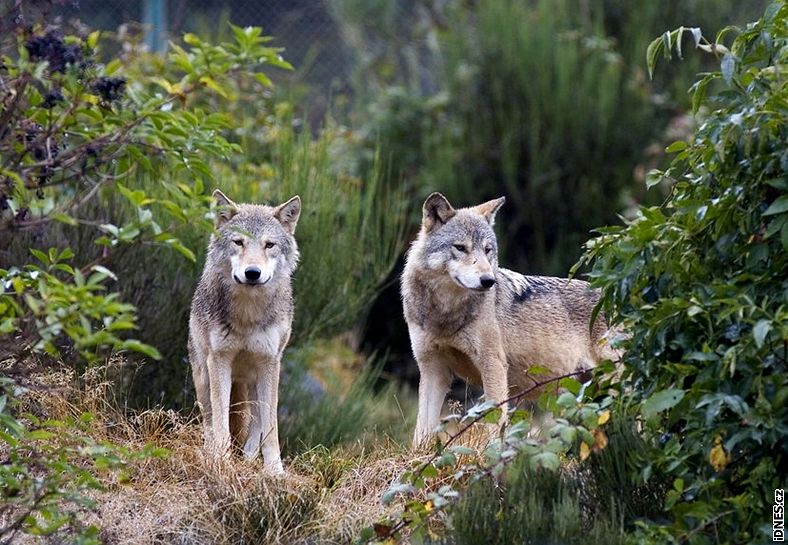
xmin=416 ymin=192 xmax=505 ymax=291
xmin=208 ymin=189 xmax=301 ymax=287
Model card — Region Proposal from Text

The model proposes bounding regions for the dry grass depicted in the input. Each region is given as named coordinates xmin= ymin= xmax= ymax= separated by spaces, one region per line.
xmin=13 ymin=361 xmax=422 ymax=545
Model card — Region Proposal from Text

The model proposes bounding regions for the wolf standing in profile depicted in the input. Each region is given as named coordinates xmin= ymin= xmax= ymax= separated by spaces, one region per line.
xmin=188 ymin=189 xmax=301 ymax=473
xmin=402 ymin=193 xmax=618 ymax=447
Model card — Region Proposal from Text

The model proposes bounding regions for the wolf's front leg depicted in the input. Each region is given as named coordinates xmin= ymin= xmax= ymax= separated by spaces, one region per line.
xmin=191 ymin=357 xmax=214 ymax=447
xmin=207 ymin=351 xmax=233 ymax=457
xmin=253 ymin=361 xmax=284 ymax=474
xmin=413 ymin=353 xmax=453 ymax=448
xmin=477 ymin=341 xmax=509 ymax=430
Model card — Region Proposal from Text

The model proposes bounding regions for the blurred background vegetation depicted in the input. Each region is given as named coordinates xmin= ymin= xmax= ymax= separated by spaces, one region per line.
xmin=1 ymin=0 xmax=768 ymax=407
xmin=1 ymin=1 xmax=780 ymax=543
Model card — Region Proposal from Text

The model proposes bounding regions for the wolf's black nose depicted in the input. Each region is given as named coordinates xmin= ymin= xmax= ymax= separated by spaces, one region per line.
xmin=480 ymin=275 xmax=496 ymax=289
xmin=245 ymin=267 xmax=261 ymax=281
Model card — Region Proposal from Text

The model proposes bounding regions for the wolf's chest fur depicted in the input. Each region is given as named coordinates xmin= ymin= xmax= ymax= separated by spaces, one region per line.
xmin=212 ymin=286 xmax=291 ymax=356
xmin=404 ymin=274 xmax=487 ymax=336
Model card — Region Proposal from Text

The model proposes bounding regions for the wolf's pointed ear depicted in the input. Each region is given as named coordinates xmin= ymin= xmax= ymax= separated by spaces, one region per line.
xmin=422 ymin=192 xmax=456 ymax=232
xmin=474 ymin=196 xmax=505 ymax=226
xmin=274 ymin=195 xmax=301 ymax=234
xmin=213 ymin=189 xmax=238 ymax=227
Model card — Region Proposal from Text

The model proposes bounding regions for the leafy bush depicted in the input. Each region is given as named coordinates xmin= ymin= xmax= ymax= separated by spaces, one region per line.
xmin=0 ymin=22 xmax=287 ymax=362
xmin=582 ymin=3 xmax=788 ymax=542
xmin=0 ymin=375 xmax=165 ymax=543
xmin=364 ymin=371 xmax=624 ymax=543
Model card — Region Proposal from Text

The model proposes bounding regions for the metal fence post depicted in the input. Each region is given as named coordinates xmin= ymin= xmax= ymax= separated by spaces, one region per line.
xmin=143 ymin=0 xmax=167 ymax=53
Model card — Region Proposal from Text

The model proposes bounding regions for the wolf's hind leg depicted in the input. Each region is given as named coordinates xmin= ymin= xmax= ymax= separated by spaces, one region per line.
xmin=229 ymin=381 xmax=250 ymax=450
xmin=243 ymin=381 xmax=262 ymax=460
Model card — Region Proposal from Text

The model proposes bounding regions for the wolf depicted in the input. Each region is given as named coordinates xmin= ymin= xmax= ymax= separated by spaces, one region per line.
xmin=188 ymin=189 xmax=301 ymax=473
xmin=401 ymin=192 xmax=619 ymax=446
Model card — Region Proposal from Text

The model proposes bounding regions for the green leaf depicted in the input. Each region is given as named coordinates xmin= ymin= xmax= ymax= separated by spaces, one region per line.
xmin=556 ymin=392 xmax=577 ymax=408
xmin=199 ymin=76 xmax=229 ymax=98
xmin=559 ymin=377 xmax=582 ymax=395
xmin=382 ymin=482 xmax=415 ymax=505
xmin=121 ymin=340 xmax=161 ymax=359
xmin=90 ymin=265 xmax=117 ymax=282
xmin=690 ymin=27 xmax=703 ymax=47
xmin=527 ymin=365 xmax=551 ymax=376
xmin=763 ymin=196 xmax=788 ymax=216
xmin=752 ymin=320 xmax=772 ymax=348
xmin=86 ymin=30 xmax=100 ymax=49
xmin=691 ymin=74 xmax=714 ymax=115
xmin=782 ymin=221 xmax=788 ymax=249
xmin=183 ymin=33 xmax=201 ymax=46
xmin=482 ymin=407 xmax=503 ymax=424
xmin=646 ymin=36 xmax=664 ymax=78
xmin=662 ymin=31 xmax=672 ymax=58
xmin=665 ymin=140 xmax=687 ymax=153
xmin=448 ymin=445 xmax=476 ymax=456
xmin=721 ymin=53 xmax=736 ymax=84
xmin=51 ymin=212 xmax=78 ymax=226
xmin=421 ymin=463 xmax=438 ymax=478
xmin=29 ymin=248 xmax=49 ymax=265
xmin=530 ymin=452 xmax=560 ymax=472
xmin=646 ymin=169 xmax=665 ymax=189
xmin=642 ymin=389 xmax=685 ymax=418
xmin=28 ymin=429 xmax=56 ymax=440
xmin=254 ymin=72 xmax=273 ymax=87
xmin=167 ymin=240 xmax=196 ymax=262
xmin=435 ymin=452 xmax=457 ymax=468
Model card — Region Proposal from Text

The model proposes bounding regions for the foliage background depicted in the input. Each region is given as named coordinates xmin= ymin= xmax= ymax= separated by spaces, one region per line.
xmin=1 ymin=0 xmax=782 ymax=544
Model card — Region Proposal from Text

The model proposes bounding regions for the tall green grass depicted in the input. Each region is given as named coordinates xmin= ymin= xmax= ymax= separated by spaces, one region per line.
xmin=217 ymin=122 xmax=407 ymax=343
xmin=445 ymin=413 xmax=666 ymax=544
xmin=278 ymin=349 xmax=414 ymax=456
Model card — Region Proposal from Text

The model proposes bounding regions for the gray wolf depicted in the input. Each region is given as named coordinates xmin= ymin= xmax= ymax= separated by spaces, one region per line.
xmin=401 ymin=192 xmax=618 ymax=446
xmin=188 ymin=189 xmax=301 ymax=472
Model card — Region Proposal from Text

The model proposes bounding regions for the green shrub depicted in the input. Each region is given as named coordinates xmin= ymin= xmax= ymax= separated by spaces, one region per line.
xmin=449 ymin=455 xmax=626 ymax=545
xmin=0 ymin=376 xmax=165 ymax=543
xmin=583 ymin=3 xmax=788 ymax=542
xmin=0 ymin=21 xmax=288 ymax=362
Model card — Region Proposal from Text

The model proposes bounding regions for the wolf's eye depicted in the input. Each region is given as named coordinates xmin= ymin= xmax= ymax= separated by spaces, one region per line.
xmin=453 ymin=244 xmax=468 ymax=253
xmin=484 ymin=245 xmax=493 ymax=254
xmin=233 ymin=239 xmax=244 ymax=247
xmin=265 ymin=241 xmax=276 ymax=249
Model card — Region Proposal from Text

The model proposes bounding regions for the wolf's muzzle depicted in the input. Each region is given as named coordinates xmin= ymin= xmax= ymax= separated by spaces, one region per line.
xmin=480 ymin=275 xmax=496 ymax=289
xmin=245 ymin=266 xmax=261 ymax=281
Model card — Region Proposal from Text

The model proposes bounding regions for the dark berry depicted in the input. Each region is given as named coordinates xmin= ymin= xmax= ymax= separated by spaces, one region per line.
xmin=42 ymin=89 xmax=64 ymax=108
xmin=24 ymin=31 xmax=83 ymax=73
xmin=92 ymin=77 xmax=126 ymax=102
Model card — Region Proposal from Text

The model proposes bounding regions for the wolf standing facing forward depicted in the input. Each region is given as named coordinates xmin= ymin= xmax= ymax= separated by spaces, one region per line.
xmin=188 ymin=189 xmax=301 ymax=473
xmin=402 ymin=193 xmax=618 ymax=447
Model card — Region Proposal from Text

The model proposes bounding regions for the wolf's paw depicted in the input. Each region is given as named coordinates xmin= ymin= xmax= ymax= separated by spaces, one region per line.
xmin=264 ymin=460 xmax=286 ymax=476
xmin=206 ymin=436 xmax=231 ymax=459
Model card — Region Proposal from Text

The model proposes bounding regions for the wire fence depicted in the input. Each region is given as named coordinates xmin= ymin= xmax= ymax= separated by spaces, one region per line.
xmin=40 ymin=0 xmax=357 ymax=90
